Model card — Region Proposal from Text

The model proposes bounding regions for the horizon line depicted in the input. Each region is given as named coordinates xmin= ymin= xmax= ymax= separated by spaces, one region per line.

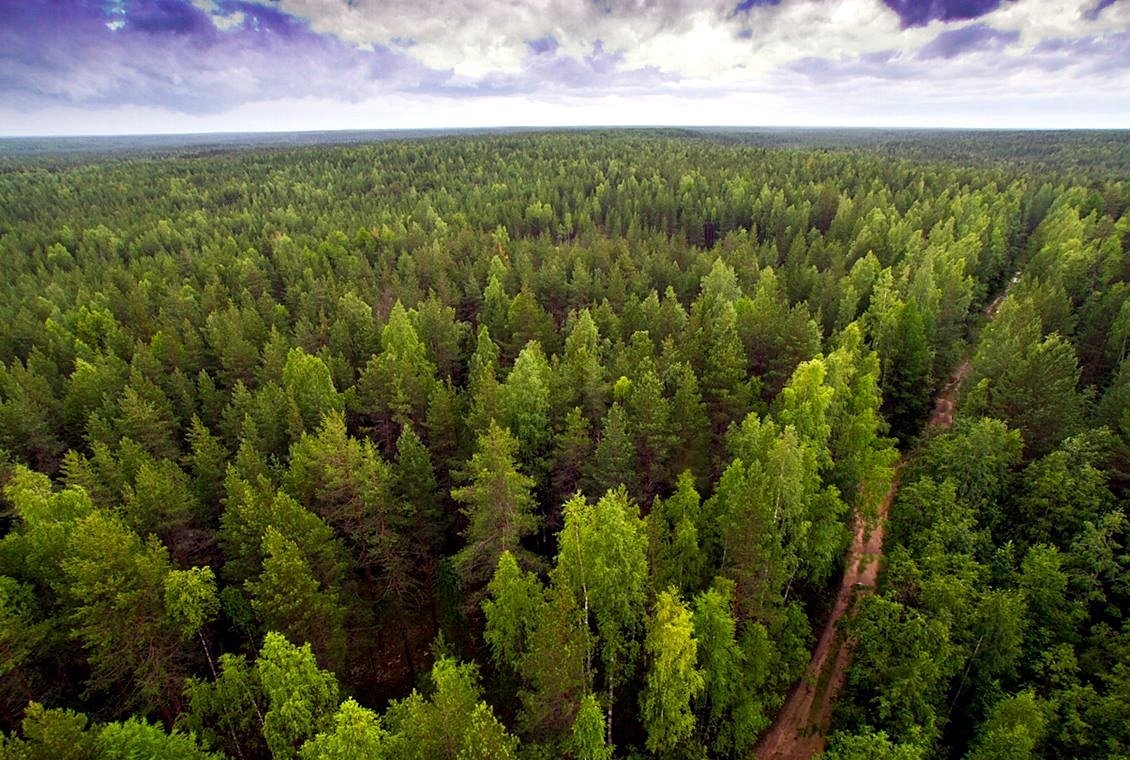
xmin=3 ymin=123 xmax=1130 ymax=141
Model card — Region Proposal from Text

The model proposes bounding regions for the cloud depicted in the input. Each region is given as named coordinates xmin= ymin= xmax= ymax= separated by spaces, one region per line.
xmin=527 ymin=36 xmax=560 ymax=56
xmin=733 ymin=0 xmax=782 ymax=13
xmin=1085 ymin=0 xmax=1119 ymax=20
xmin=0 ymin=0 xmax=448 ymax=113
xmin=0 ymin=0 xmax=1127 ymax=132
xmin=918 ymin=22 xmax=1020 ymax=58
xmin=883 ymin=0 xmax=1008 ymax=28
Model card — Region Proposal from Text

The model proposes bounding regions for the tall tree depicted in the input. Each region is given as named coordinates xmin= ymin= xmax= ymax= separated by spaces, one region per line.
xmin=626 ymin=365 xmax=675 ymax=500
xmin=497 ymin=339 xmax=553 ymax=486
xmin=246 ymin=528 xmax=347 ymax=671
xmin=877 ymin=298 xmax=933 ymax=445
xmin=569 ymin=694 xmax=612 ymax=760
xmin=281 ymin=347 xmax=342 ymax=436
xmin=257 ymin=632 xmax=340 ymax=760
xmin=383 ymin=656 xmax=518 ymax=760
xmin=963 ymin=296 xmax=1085 ymax=459
xmin=452 ymin=420 xmax=540 ymax=592
xmin=585 ymin=402 xmax=638 ymax=498
xmin=555 ymin=309 xmax=607 ymax=425
xmin=63 ymin=509 xmax=203 ymax=720
xmin=691 ymin=579 xmax=767 ymax=756
xmin=553 ymin=488 xmax=648 ymax=744
xmin=646 ymin=471 xmax=705 ymax=594
xmin=641 ymin=588 xmax=704 ymax=755
xmin=482 ymin=550 xmax=545 ymax=673
xmin=298 ymin=699 xmax=389 ymax=760
xmin=515 ymin=584 xmax=593 ymax=745
xmin=355 ymin=301 xmax=437 ymax=450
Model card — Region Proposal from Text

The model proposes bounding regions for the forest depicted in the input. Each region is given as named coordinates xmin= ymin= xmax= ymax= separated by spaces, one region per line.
xmin=0 ymin=129 xmax=1126 ymax=759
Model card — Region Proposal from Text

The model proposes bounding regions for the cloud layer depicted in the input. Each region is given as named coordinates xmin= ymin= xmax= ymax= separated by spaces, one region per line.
xmin=1 ymin=0 xmax=1127 ymax=134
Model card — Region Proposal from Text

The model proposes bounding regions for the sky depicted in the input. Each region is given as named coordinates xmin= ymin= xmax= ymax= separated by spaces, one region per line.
xmin=1 ymin=0 xmax=1128 ymax=135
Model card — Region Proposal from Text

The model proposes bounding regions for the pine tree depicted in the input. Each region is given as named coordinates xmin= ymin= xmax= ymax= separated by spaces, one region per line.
xmin=585 ymin=402 xmax=638 ymax=498
xmin=246 ymin=528 xmax=347 ymax=671
xmin=452 ymin=420 xmax=540 ymax=592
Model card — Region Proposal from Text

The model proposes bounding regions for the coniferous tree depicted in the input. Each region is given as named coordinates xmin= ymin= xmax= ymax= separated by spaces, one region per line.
xmin=452 ymin=420 xmax=540 ymax=592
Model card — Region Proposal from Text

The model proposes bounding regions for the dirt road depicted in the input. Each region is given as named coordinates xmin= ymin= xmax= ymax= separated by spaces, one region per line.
xmin=753 ymin=354 xmax=975 ymax=760
xmin=754 ymin=282 xmax=1011 ymax=759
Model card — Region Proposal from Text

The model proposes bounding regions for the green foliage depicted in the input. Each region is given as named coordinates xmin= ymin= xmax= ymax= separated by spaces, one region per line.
xmin=641 ymin=588 xmax=704 ymax=754
xmin=298 ymin=699 xmax=388 ymax=760
xmin=569 ymin=694 xmax=612 ymax=760
xmin=1012 ymin=436 xmax=1114 ymax=548
xmin=63 ymin=508 xmax=188 ymax=714
xmin=219 ymin=474 xmax=345 ymax=590
xmin=257 ymin=632 xmax=340 ymax=760
xmin=497 ymin=340 xmax=552 ymax=482
xmin=514 ymin=583 xmax=592 ymax=743
xmin=824 ymin=323 xmax=898 ymax=512
xmin=550 ymin=406 xmax=591 ymax=507
xmin=0 ymin=577 xmax=56 ymax=719
xmin=164 ymin=566 xmax=219 ymax=641
xmin=964 ymin=691 xmax=1048 ymax=760
xmin=183 ymin=652 xmax=268 ymax=759
xmin=846 ymin=595 xmax=958 ymax=746
xmin=585 ymin=402 xmax=638 ymax=497
xmin=282 ymin=348 xmax=343 ymax=435
xmin=452 ymin=421 xmax=539 ymax=591
xmin=356 ymin=301 xmax=437 ymax=448
xmin=4 ymin=702 xmax=97 ymax=760
xmin=646 ymin=472 xmax=705 ymax=594
xmin=384 ymin=656 xmax=518 ymax=760
xmin=556 ymin=310 xmax=606 ymax=425
xmin=909 ymin=417 xmax=1022 ymax=521
xmin=719 ymin=410 xmax=847 ymax=614
xmin=246 ymin=527 xmax=347 ymax=670
xmin=822 ymin=728 xmax=926 ymax=760
xmin=97 ymin=717 xmax=219 ymax=760
xmin=875 ymin=298 xmax=933 ymax=444
xmin=963 ymin=295 xmax=1085 ymax=459
xmin=0 ymin=130 xmax=1122 ymax=759
xmin=0 ymin=703 xmax=218 ymax=760
xmin=553 ymin=488 xmax=648 ymax=742
xmin=482 ymin=550 xmax=545 ymax=671
xmin=691 ymin=579 xmax=767 ymax=755
xmin=554 ymin=489 xmax=648 ymax=674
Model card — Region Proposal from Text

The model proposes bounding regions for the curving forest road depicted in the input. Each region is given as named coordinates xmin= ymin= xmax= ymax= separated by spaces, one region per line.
xmin=753 ymin=285 xmax=1012 ymax=759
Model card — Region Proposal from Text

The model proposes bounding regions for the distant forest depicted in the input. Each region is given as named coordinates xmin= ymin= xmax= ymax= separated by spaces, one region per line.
xmin=0 ymin=129 xmax=1126 ymax=759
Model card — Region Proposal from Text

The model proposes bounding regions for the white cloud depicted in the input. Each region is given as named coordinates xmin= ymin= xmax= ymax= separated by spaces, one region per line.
xmin=3 ymin=0 xmax=1128 ymax=133
xmin=212 ymin=10 xmax=246 ymax=31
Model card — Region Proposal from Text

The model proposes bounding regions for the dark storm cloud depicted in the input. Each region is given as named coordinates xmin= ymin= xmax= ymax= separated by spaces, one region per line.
xmin=126 ymin=0 xmax=215 ymax=35
xmin=918 ymin=22 xmax=1019 ymax=59
xmin=883 ymin=0 xmax=1007 ymax=27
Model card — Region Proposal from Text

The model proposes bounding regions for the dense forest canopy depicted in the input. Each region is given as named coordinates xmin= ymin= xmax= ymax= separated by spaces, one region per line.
xmin=0 ymin=129 xmax=1126 ymax=759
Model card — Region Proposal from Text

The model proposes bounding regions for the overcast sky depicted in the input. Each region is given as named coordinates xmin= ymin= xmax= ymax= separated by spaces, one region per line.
xmin=2 ymin=0 xmax=1128 ymax=135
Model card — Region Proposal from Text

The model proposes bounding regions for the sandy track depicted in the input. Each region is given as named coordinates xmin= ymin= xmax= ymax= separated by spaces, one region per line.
xmin=753 ymin=351 xmax=976 ymax=760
